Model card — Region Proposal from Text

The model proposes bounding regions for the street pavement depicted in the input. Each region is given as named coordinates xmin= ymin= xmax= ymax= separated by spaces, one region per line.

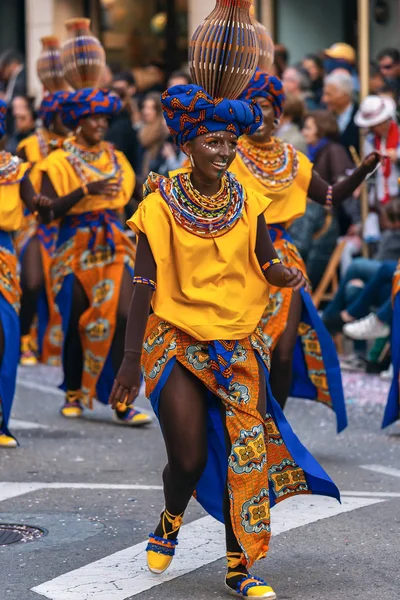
xmin=0 ymin=364 xmax=399 ymax=600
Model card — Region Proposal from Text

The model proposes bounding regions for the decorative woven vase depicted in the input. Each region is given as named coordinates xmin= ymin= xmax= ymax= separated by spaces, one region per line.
xmin=61 ymin=18 xmax=105 ymax=90
xmin=189 ymin=0 xmax=260 ymax=100
xmin=37 ymin=36 xmax=68 ymax=93
xmin=253 ymin=20 xmax=274 ymax=72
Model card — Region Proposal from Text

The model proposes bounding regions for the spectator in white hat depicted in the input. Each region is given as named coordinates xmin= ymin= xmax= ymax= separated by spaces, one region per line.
xmin=355 ymin=94 xmax=399 ymax=205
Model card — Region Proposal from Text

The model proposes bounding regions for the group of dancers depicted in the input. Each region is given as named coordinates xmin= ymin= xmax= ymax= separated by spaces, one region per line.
xmin=0 ymin=4 xmax=399 ymax=599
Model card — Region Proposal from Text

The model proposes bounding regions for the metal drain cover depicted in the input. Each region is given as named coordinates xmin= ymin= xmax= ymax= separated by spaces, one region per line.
xmin=0 ymin=524 xmax=46 ymax=546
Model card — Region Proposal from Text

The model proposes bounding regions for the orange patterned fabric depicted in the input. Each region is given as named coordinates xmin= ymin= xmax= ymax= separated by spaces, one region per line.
xmin=51 ymin=215 xmax=135 ymax=407
xmin=0 ymin=246 xmax=21 ymax=314
xmin=262 ymin=231 xmax=332 ymax=408
xmin=392 ymin=260 xmax=400 ymax=303
xmin=141 ymin=314 xmax=311 ymax=568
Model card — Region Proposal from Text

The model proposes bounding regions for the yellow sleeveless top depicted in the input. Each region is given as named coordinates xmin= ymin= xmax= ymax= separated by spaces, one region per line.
xmin=37 ymin=141 xmax=135 ymax=214
xmin=127 ymin=183 xmax=272 ymax=341
xmin=0 ymin=161 xmax=31 ymax=231
xmin=230 ymin=148 xmax=313 ymax=225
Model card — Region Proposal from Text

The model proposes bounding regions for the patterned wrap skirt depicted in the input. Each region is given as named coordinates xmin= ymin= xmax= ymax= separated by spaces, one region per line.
xmin=142 ymin=314 xmax=340 ymax=568
xmin=383 ymin=261 xmax=400 ymax=428
xmin=264 ymin=224 xmax=347 ymax=433
xmin=15 ymin=211 xmax=62 ymax=365
xmin=0 ymin=230 xmax=21 ymax=439
xmin=52 ymin=210 xmax=135 ymax=408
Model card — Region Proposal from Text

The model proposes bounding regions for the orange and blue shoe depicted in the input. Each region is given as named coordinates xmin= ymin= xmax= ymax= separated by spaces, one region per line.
xmin=225 ymin=553 xmax=276 ymax=599
xmin=114 ymin=404 xmax=152 ymax=427
xmin=20 ymin=335 xmax=38 ymax=366
xmin=0 ymin=432 xmax=18 ymax=448
xmin=60 ymin=390 xmax=83 ymax=418
xmin=146 ymin=509 xmax=183 ymax=574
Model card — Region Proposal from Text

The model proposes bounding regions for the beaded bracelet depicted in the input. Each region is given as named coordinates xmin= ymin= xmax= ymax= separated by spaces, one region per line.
xmin=261 ymin=258 xmax=282 ymax=272
xmin=325 ymin=185 xmax=333 ymax=207
xmin=133 ymin=276 xmax=157 ymax=291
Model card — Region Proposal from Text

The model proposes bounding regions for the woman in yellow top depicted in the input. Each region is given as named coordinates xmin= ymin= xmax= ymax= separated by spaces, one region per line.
xmin=36 ymin=88 xmax=151 ymax=427
xmin=0 ymin=99 xmax=46 ymax=447
xmin=16 ymin=90 xmax=70 ymax=366
xmin=109 ymin=84 xmax=339 ymax=600
xmin=230 ymin=69 xmax=380 ymax=431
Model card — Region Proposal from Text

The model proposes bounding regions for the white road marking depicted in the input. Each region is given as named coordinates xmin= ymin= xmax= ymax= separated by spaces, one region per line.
xmin=31 ymin=494 xmax=383 ymax=600
xmin=342 ymin=490 xmax=400 ymax=498
xmin=360 ymin=464 xmax=400 ymax=479
xmin=0 ymin=482 xmax=163 ymax=503
xmin=9 ymin=418 xmax=49 ymax=430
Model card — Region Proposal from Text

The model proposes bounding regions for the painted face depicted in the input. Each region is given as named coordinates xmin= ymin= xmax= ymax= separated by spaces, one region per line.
xmin=302 ymin=116 xmax=318 ymax=145
xmin=186 ymin=131 xmax=238 ymax=182
xmin=79 ymin=115 xmax=108 ymax=145
xmin=246 ymin=97 xmax=275 ymax=144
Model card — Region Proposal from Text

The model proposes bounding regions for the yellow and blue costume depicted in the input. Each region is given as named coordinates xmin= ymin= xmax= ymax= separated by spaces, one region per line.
xmin=230 ymin=70 xmax=347 ymax=433
xmin=0 ymin=99 xmax=32 ymax=445
xmin=383 ymin=260 xmax=400 ymax=428
xmin=129 ymin=84 xmax=339 ymax=570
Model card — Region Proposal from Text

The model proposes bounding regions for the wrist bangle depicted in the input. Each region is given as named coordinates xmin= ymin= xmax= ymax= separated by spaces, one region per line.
xmin=82 ymin=184 xmax=89 ymax=196
xmin=325 ymin=185 xmax=333 ymax=207
xmin=133 ymin=276 xmax=157 ymax=291
xmin=261 ymin=258 xmax=281 ymax=272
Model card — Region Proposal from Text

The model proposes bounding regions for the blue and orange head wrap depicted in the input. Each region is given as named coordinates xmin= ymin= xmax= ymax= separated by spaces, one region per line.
xmin=61 ymin=88 xmax=122 ymax=130
xmin=0 ymin=99 xmax=7 ymax=139
xmin=161 ymin=84 xmax=262 ymax=148
xmin=39 ymin=90 xmax=70 ymax=129
xmin=239 ymin=69 xmax=285 ymax=120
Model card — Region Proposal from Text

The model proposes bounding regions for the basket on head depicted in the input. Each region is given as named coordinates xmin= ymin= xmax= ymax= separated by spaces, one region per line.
xmin=252 ymin=20 xmax=274 ymax=72
xmin=189 ymin=0 xmax=260 ymax=100
xmin=37 ymin=36 xmax=68 ymax=93
xmin=61 ymin=18 xmax=106 ymax=90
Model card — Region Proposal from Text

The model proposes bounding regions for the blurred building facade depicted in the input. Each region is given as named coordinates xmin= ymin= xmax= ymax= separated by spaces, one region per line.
xmin=1 ymin=0 xmax=399 ymax=99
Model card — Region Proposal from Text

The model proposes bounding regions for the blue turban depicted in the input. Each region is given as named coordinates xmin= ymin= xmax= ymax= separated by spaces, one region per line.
xmin=61 ymin=88 xmax=122 ymax=130
xmin=161 ymin=84 xmax=262 ymax=148
xmin=39 ymin=91 xmax=70 ymax=129
xmin=239 ymin=69 xmax=285 ymax=120
xmin=0 ymin=99 xmax=7 ymax=139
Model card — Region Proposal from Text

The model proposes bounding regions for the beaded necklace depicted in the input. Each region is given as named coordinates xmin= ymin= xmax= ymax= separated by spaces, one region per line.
xmin=64 ymin=139 xmax=122 ymax=194
xmin=36 ymin=128 xmax=50 ymax=159
xmin=64 ymin=138 xmax=104 ymax=163
xmin=0 ymin=152 xmax=23 ymax=185
xmin=237 ymin=136 xmax=299 ymax=192
xmin=159 ymin=171 xmax=245 ymax=238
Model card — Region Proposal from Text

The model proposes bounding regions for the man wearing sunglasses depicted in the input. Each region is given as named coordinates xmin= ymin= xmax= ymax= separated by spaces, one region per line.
xmin=377 ymin=48 xmax=400 ymax=102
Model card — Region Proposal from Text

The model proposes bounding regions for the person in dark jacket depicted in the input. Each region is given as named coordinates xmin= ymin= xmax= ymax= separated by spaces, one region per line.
xmin=289 ymin=110 xmax=354 ymax=288
xmin=323 ymin=71 xmax=359 ymax=156
xmin=106 ymin=72 xmax=140 ymax=173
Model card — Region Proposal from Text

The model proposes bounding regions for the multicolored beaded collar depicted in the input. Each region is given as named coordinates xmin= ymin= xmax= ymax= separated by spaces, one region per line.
xmin=0 ymin=152 xmax=26 ymax=186
xmin=64 ymin=138 xmax=122 ymax=194
xmin=237 ymin=136 xmax=299 ymax=193
xmin=158 ymin=171 xmax=245 ymax=238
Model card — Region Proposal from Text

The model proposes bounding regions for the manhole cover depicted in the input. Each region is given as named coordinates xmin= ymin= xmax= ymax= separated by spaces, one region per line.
xmin=0 ymin=524 xmax=46 ymax=546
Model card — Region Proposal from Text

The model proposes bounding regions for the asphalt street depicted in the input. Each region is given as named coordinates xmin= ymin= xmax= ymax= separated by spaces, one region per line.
xmin=0 ymin=364 xmax=399 ymax=600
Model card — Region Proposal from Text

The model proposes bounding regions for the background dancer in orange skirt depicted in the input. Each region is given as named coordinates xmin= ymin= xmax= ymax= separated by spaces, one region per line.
xmin=36 ymin=19 xmax=151 ymax=427
xmin=230 ymin=69 xmax=381 ymax=431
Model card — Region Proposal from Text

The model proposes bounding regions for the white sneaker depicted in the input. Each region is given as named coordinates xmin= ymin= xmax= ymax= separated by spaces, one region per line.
xmin=380 ymin=364 xmax=394 ymax=380
xmin=343 ymin=313 xmax=390 ymax=340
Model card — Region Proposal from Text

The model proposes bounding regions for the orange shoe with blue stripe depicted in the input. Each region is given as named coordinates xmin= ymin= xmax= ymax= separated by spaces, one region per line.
xmin=146 ymin=509 xmax=183 ymax=574
xmin=0 ymin=432 xmax=18 ymax=448
xmin=20 ymin=335 xmax=38 ymax=366
xmin=114 ymin=403 xmax=152 ymax=427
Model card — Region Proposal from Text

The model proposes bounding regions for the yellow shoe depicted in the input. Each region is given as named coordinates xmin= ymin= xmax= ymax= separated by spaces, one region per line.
xmin=146 ymin=509 xmax=183 ymax=574
xmin=114 ymin=405 xmax=152 ymax=427
xmin=60 ymin=391 xmax=83 ymax=419
xmin=20 ymin=335 xmax=38 ymax=366
xmin=0 ymin=433 xmax=18 ymax=448
xmin=225 ymin=575 xmax=276 ymax=599
xmin=225 ymin=553 xmax=276 ymax=599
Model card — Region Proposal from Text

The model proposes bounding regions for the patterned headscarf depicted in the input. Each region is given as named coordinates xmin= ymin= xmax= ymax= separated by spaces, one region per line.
xmin=0 ymin=99 xmax=7 ymax=139
xmin=239 ymin=69 xmax=285 ymax=120
xmin=161 ymin=84 xmax=262 ymax=148
xmin=61 ymin=88 xmax=122 ymax=130
xmin=39 ymin=90 xmax=70 ymax=129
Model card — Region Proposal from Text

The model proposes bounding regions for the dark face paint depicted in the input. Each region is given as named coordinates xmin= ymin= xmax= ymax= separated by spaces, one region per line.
xmin=79 ymin=114 xmax=109 ymax=146
xmin=187 ymin=131 xmax=238 ymax=185
xmin=245 ymin=97 xmax=275 ymax=144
